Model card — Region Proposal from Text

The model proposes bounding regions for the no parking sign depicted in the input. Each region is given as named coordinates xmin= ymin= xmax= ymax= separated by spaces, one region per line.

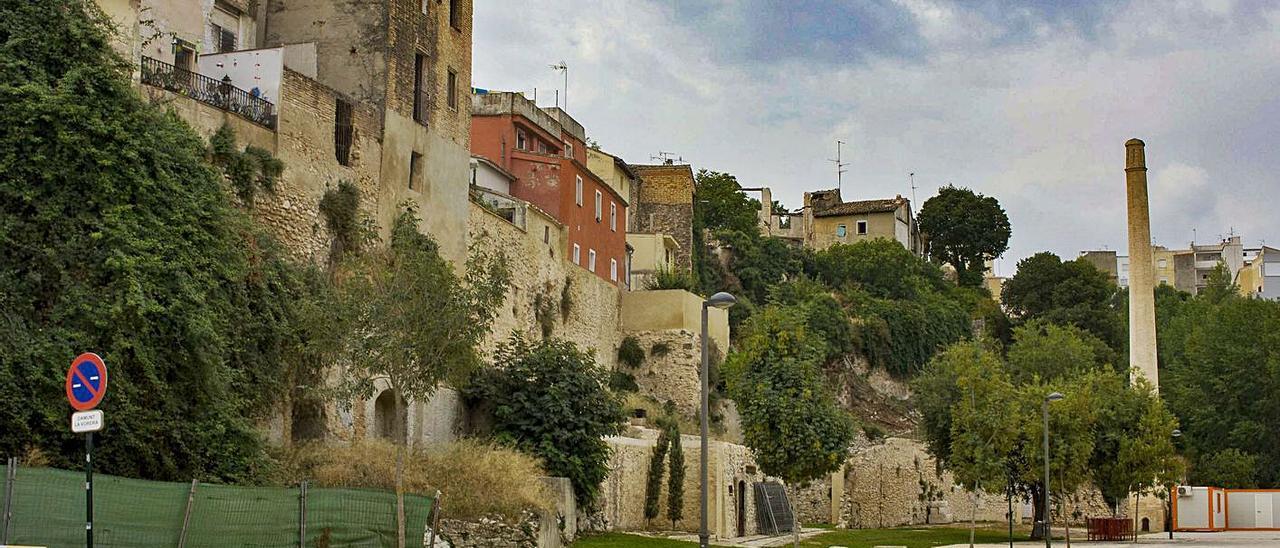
xmin=66 ymin=352 xmax=108 ymax=412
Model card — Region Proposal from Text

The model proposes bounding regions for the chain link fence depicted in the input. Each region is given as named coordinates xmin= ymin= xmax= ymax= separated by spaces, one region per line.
xmin=1 ymin=458 xmax=439 ymax=547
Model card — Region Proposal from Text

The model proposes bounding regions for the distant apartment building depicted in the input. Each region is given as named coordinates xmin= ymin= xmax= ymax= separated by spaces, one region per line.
xmin=470 ymin=91 xmax=628 ymax=285
xmin=802 ymin=189 xmax=918 ymax=253
xmin=1238 ymin=246 xmax=1280 ymax=300
xmin=1173 ymin=236 xmax=1245 ymax=295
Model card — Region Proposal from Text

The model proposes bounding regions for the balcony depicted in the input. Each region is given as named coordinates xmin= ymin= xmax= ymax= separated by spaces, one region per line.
xmin=140 ymin=56 xmax=277 ymax=129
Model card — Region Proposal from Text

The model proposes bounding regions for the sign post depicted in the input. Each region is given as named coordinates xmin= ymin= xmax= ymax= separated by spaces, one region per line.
xmin=66 ymin=352 xmax=107 ymax=548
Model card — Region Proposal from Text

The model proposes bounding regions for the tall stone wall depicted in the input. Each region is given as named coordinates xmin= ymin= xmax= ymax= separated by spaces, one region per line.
xmin=468 ymin=202 xmax=621 ymax=369
xmin=631 ymin=165 xmax=694 ymax=271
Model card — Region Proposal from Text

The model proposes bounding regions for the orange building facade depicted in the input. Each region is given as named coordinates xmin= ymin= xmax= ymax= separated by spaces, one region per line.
xmin=470 ymin=92 xmax=628 ymax=286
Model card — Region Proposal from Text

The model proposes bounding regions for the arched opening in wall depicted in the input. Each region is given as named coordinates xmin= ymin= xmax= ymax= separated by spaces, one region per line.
xmin=290 ymin=393 xmax=328 ymax=443
xmin=374 ymin=389 xmax=407 ymax=443
xmin=737 ymin=480 xmax=746 ymax=537
xmin=1141 ymin=517 xmax=1150 ymax=532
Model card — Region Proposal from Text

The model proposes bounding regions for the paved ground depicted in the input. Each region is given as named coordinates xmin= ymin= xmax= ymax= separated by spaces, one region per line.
xmin=946 ymin=531 xmax=1280 ymax=547
xmin=658 ymin=528 xmax=830 ymax=547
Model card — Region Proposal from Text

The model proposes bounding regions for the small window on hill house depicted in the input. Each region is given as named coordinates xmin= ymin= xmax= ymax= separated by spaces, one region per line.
xmin=575 ymin=176 xmax=584 ymax=206
xmin=856 ymin=220 xmax=868 ymax=235
xmin=516 ymin=129 xmax=527 ymax=151
xmin=836 ymin=225 xmax=847 ymax=238
xmin=573 ymin=244 xmax=581 ymax=265
xmin=409 ymin=151 xmax=422 ymax=190
xmin=610 ymin=202 xmax=617 ymax=231
xmin=412 ymin=52 xmax=428 ymax=124
xmin=538 ymin=140 xmax=549 ymax=154
xmin=543 ymin=225 xmax=550 ymax=244
xmin=610 ymin=259 xmax=618 ymax=282
xmin=335 ymin=98 xmax=354 ymax=166
xmin=588 ymin=249 xmax=597 ymax=272
xmin=446 ymin=69 xmax=458 ymax=110
xmin=565 ymin=142 xmax=574 ymax=159
xmin=594 ymin=190 xmax=603 ymax=221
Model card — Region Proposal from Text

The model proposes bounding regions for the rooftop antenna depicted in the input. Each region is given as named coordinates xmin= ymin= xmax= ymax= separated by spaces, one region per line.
xmin=909 ymin=172 xmax=918 ymax=207
xmin=651 ymin=151 xmax=677 ymax=165
xmin=828 ymin=140 xmax=849 ymax=193
xmin=549 ymin=61 xmax=568 ymax=110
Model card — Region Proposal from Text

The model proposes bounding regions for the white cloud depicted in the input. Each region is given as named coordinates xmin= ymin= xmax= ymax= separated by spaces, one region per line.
xmin=474 ymin=1 xmax=1280 ymax=270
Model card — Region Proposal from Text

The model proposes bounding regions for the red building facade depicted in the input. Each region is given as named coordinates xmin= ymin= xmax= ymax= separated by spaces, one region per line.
xmin=470 ymin=92 xmax=628 ymax=286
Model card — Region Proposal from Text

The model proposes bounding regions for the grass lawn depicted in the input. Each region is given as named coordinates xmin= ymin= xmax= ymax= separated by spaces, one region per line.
xmin=573 ymin=526 xmax=1031 ymax=548
xmin=801 ymin=525 xmax=1031 ymax=548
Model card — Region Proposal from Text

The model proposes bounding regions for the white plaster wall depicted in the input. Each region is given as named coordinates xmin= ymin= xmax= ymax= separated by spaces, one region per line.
xmin=199 ymin=48 xmax=283 ymax=102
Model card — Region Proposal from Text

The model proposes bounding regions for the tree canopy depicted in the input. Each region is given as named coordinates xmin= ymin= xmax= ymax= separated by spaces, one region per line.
xmin=0 ymin=0 xmax=309 ymax=481
xmin=1002 ymin=252 xmax=1125 ymax=352
xmin=917 ymin=185 xmax=1011 ymax=287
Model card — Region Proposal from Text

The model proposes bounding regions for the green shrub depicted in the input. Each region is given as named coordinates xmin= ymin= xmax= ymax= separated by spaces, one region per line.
xmin=644 ymin=265 xmax=697 ymax=292
xmin=467 ymin=336 xmax=625 ymax=506
xmin=608 ymin=371 xmax=639 ymax=393
xmin=666 ymin=421 xmax=686 ymax=527
xmin=643 ymin=424 xmax=670 ymax=523
xmin=618 ymin=336 xmax=645 ymax=368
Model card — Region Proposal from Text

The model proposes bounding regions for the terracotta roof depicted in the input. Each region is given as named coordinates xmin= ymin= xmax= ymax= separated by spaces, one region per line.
xmin=813 ymin=197 xmax=907 ymax=217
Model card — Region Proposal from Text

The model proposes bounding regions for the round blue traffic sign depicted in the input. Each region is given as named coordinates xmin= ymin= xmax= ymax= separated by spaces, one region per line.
xmin=66 ymin=352 xmax=108 ymax=411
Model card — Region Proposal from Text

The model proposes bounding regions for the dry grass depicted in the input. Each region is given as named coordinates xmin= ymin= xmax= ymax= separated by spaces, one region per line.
xmin=274 ymin=438 xmax=553 ymax=521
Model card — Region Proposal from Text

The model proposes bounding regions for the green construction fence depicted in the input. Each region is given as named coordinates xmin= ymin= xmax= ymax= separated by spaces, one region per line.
xmin=0 ymin=460 xmax=436 ymax=547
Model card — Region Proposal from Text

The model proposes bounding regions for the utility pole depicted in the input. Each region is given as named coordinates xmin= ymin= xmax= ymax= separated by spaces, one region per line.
xmin=828 ymin=140 xmax=849 ymax=193
xmin=549 ymin=61 xmax=568 ymax=110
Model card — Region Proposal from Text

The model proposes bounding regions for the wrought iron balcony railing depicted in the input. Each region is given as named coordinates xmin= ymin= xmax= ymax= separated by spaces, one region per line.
xmin=140 ymin=56 xmax=278 ymax=130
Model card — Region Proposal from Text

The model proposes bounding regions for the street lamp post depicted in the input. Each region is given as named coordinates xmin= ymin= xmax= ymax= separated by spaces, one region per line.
xmin=701 ymin=292 xmax=736 ymax=548
xmin=1042 ymin=392 xmax=1064 ymax=548
xmin=1168 ymin=429 xmax=1182 ymax=540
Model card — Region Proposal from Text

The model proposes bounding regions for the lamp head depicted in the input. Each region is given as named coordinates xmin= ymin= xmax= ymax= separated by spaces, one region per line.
xmin=1172 ymin=429 xmax=1182 ymax=437
xmin=1046 ymin=392 xmax=1065 ymax=402
xmin=705 ymin=292 xmax=737 ymax=310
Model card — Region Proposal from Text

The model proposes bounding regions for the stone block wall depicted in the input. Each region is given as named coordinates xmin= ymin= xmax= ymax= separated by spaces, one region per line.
xmin=617 ymin=330 xmax=703 ymax=417
xmin=438 ymin=512 xmax=540 ymax=548
xmin=599 ymin=431 xmax=760 ymax=539
xmin=631 ymin=165 xmax=694 ymax=271
xmin=468 ymin=202 xmax=621 ymax=369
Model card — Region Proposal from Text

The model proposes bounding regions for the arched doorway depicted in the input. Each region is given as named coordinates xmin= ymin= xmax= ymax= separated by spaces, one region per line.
xmin=1141 ymin=517 xmax=1150 ymax=532
xmin=737 ymin=480 xmax=747 ymax=537
xmin=374 ymin=389 xmax=406 ymax=443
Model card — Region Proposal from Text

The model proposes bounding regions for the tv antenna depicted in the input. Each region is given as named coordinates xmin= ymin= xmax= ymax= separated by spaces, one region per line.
xmin=828 ymin=140 xmax=849 ymax=192
xmin=651 ymin=151 xmax=681 ymax=165
xmin=909 ymin=172 xmax=918 ymax=207
xmin=549 ymin=61 xmax=568 ymax=109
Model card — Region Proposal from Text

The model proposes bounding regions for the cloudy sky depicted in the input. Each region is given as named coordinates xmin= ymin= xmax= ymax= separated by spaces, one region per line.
xmin=473 ymin=1 xmax=1280 ymax=275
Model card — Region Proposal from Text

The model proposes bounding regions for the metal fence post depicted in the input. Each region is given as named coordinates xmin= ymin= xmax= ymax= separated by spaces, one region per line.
xmin=2 ymin=456 xmax=16 ymax=544
xmin=298 ymin=480 xmax=308 ymax=548
xmin=178 ymin=479 xmax=198 ymax=548
xmin=426 ymin=490 xmax=441 ymax=548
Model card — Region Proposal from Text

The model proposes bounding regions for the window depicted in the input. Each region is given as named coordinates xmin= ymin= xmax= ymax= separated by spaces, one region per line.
xmin=538 ymin=140 xmax=549 ymax=154
xmin=565 ymin=142 xmax=574 ymax=159
xmin=609 ymin=202 xmax=617 ymax=231
xmin=413 ymin=52 xmax=428 ymax=124
xmin=856 ymin=220 xmax=868 ymax=235
xmin=173 ymin=42 xmax=196 ymax=73
xmin=543 ymin=226 xmax=550 ymax=244
xmin=211 ymin=24 xmax=237 ymax=53
xmin=1160 ymin=277 xmax=1169 ymax=285
xmin=665 ymin=249 xmax=672 ymax=266
xmin=588 ymin=249 xmax=597 ymax=272
xmin=409 ymin=151 xmax=422 ymax=190
xmin=575 ymin=176 xmax=584 ymax=206
xmin=446 ymin=69 xmax=458 ymax=110
xmin=1158 ymin=258 xmax=1168 ymax=268
xmin=836 ymin=225 xmax=846 ymax=238
xmin=211 ymin=1 xmax=240 ymax=53
xmin=594 ymin=190 xmax=603 ymax=221
xmin=572 ymin=244 xmax=581 ymax=265
xmin=610 ymin=259 xmax=618 ymax=281
xmin=335 ymin=98 xmax=354 ymax=166
xmin=449 ymin=0 xmax=462 ymax=29
xmin=516 ymin=129 xmax=527 ymax=151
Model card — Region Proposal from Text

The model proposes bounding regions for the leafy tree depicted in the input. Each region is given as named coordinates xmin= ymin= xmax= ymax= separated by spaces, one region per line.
xmin=1199 ymin=262 xmax=1239 ymax=304
xmin=1005 ymin=322 xmax=1112 ymax=384
xmin=1002 ymin=252 xmax=1124 ymax=351
xmin=816 ymin=239 xmax=947 ymax=300
xmin=1163 ymin=295 xmax=1280 ymax=486
xmin=724 ymin=307 xmax=854 ymax=545
xmin=1192 ymin=449 xmax=1258 ymax=489
xmin=694 ymin=170 xmax=760 ymax=236
xmin=468 ymin=336 xmax=626 ymax=507
xmin=0 ymin=0 xmax=308 ymax=482
xmin=326 ymin=207 xmax=508 ymax=546
xmin=618 ymin=335 xmax=646 ymax=369
xmin=916 ymin=185 xmax=1011 ymax=287
xmin=208 ymin=124 xmax=284 ymax=206
xmin=666 ymin=421 xmax=686 ymax=528
xmin=1087 ymin=374 xmax=1182 ymax=513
